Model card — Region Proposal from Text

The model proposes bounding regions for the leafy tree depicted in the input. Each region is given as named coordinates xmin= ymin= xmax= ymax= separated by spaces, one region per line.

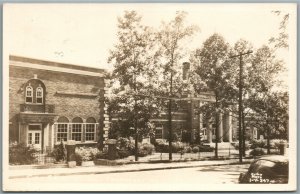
xmin=269 ymin=11 xmax=289 ymax=49
xmin=243 ymin=45 xmax=286 ymax=154
xmin=155 ymin=11 xmax=199 ymax=159
xmin=246 ymin=92 xmax=288 ymax=140
xmin=191 ymin=33 xmax=232 ymax=158
xmin=107 ymin=11 xmax=160 ymax=160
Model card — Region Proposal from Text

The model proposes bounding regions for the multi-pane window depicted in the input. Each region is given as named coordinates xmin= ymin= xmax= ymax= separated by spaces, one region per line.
xmin=86 ymin=124 xmax=96 ymax=141
xmin=55 ymin=117 xmax=98 ymax=143
xmin=35 ymin=133 xmax=40 ymax=144
xmin=72 ymin=124 xmax=82 ymax=141
xmin=36 ymin=87 xmax=43 ymax=104
xmin=57 ymin=124 xmax=68 ymax=142
xmin=28 ymin=133 xmax=32 ymax=144
xmin=25 ymin=86 xmax=33 ymax=103
xmin=155 ymin=125 xmax=163 ymax=139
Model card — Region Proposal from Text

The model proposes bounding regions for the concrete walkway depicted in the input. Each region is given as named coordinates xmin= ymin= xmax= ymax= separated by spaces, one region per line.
xmin=8 ymin=158 xmax=252 ymax=179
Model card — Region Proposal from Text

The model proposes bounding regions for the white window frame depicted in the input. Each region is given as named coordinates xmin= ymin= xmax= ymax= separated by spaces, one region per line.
xmin=85 ymin=123 xmax=97 ymax=142
xmin=25 ymin=86 xmax=33 ymax=103
xmin=56 ymin=123 xmax=68 ymax=142
xmin=71 ymin=123 xmax=83 ymax=142
xmin=36 ymin=86 xmax=43 ymax=104
xmin=54 ymin=123 xmax=99 ymax=144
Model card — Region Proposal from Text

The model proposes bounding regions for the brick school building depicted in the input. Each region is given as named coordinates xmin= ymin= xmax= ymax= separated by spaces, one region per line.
xmin=9 ymin=55 xmax=109 ymax=151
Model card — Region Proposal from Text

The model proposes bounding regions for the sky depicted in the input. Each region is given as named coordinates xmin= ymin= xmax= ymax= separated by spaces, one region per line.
xmin=4 ymin=3 xmax=296 ymax=72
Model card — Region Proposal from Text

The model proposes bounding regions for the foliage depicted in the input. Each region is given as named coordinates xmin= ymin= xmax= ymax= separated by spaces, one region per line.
xmin=181 ymin=130 xmax=192 ymax=143
xmin=192 ymin=146 xmax=199 ymax=153
xmin=107 ymin=11 xmax=160 ymax=140
xmin=249 ymin=148 xmax=266 ymax=156
xmin=269 ymin=11 xmax=289 ymax=49
xmin=184 ymin=146 xmax=192 ymax=153
xmin=50 ymin=141 xmax=66 ymax=162
xmin=232 ymin=141 xmax=250 ymax=151
xmin=9 ymin=142 xmax=39 ymax=165
xmin=155 ymin=11 xmax=199 ymax=97
xmin=75 ymin=147 xmax=99 ymax=163
xmin=249 ymin=139 xmax=266 ymax=149
xmin=271 ymin=139 xmax=288 ymax=149
xmin=117 ymin=149 xmax=131 ymax=159
xmin=96 ymin=150 xmax=109 ymax=160
xmin=116 ymin=137 xmax=135 ymax=155
xmin=115 ymin=138 xmax=154 ymax=158
xmin=198 ymin=144 xmax=214 ymax=152
xmin=191 ymin=33 xmax=232 ymax=157
xmin=155 ymin=140 xmax=185 ymax=153
xmin=243 ymin=45 xmax=287 ymax=143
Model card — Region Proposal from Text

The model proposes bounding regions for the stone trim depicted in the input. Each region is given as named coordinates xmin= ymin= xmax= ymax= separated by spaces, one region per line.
xmin=10 ymin=61 xmax=104 ymax=77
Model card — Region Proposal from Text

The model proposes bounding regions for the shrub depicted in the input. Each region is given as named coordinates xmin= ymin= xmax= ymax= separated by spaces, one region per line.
xmin=184 ymin=146 xmax=192 ymax=153
xmin=117 ymin=149 xmax=131 ymax=159
xmin=117 ymin=137 xmax=130 ymax=150
xmin=9 ymin=142 xmax=39 ymax=165
xmin=141 ymin=143 xmax=155 ymax=155
xmin=250 ymin=139 xmax=266 ymax=149
xmin=155 ymin=140 xmax=168 ymax=153
xmin=171 ymin=142 xmax=184 ymax=153
xmin=50 ymin=141 xmax=66 ymax=162
xmin=173 ymin=133 xmax=179 ymax=142
xmin=199 ymin=144 xmax=214 ymax=152
xmin=155 ymin=141 xmax=184 ymax=153
xmin=75 ymin=147 xmax=100 ymax=164
xmin=116 ymin=138 xmax=155 ymax=158
xmin=135 ymin=143 xmax=155 ymax=157
xmin=271 ymin=139 xmax=288 ymax=149
xmin=192 ymin=146 xmax=200 ymax=153
xmin=249 ymin=148 xmax=265 ymax=156
xmin=116 ymin=137 xmax=135 ymax=155
xmin=232 ymin=142 xmax=250 ymax=151
xmin=138 ymin=149 xmax=149 ymax=157
xmin=96 ymin=150 xmax=108 ymax=159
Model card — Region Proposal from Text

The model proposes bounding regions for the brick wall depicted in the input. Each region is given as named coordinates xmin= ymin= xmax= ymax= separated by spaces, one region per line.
xmin=9 ymin=65 xmax=105 ymax=142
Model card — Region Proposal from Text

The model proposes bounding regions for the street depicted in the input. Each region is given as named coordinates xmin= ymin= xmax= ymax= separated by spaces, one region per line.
xmin=6 ymin=164 xmax=249 ymax=191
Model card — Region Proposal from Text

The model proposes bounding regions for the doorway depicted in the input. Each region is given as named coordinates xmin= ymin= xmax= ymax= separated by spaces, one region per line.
xmin=27 ymin=124 xmax=42 ymax=150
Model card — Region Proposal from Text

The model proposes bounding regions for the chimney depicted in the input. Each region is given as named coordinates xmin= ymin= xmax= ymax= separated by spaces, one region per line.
xmin=182 ymin=62 xmax=190 ymax=80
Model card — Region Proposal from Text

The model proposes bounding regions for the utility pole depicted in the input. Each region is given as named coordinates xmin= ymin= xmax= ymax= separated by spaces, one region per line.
xmin=230 ymin=51 xmax=252 ymax=163
xmin=242 ymin=111 xmax=246 ymax=157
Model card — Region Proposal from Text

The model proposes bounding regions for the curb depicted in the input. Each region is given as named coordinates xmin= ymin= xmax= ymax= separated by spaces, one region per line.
xmin=9 ymin=161 xmax=251 ymax=179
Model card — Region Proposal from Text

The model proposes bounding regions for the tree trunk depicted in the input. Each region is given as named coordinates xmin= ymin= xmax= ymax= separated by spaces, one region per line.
xmin=267 ymin=125 xmax=271 ymax=155
xmin=214 ymin=96 xmax=219 ymax=159
xmin=242 ymin=111 xmax=246 ymax=157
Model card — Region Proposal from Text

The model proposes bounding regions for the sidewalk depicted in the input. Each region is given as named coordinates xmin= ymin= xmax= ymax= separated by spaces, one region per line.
xmin=8 ymin=158 xmax=252 ymax=179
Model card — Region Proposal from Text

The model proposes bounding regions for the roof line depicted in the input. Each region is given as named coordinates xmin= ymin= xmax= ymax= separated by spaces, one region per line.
xmin=9 ymin=55 xmax=107 ymax=74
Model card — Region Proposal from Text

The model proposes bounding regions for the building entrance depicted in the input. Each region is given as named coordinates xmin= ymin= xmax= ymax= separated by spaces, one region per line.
xmin=27 ymin=124 xmax=42 ymax=150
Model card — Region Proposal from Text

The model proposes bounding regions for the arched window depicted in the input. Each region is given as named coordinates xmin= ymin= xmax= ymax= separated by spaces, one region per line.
xmin=86 ymin=117 xmax=96 ymax=123
xmin=72 ymin=117 xmax=83 ymax=123
xmin=57 ymin=116 xmax=69 ymax=123
xmin=24 ymin=79 xmax=46 ymax=104
xmin=71 ymin=117 xmax=83 ymax=141
xmin=86 ymin=117 xmax=96 ymax=141
xmin=36 ymin=86 xmax=43 ymax=104
xmin=25 ymin=85 xmax=33 ymax=103
xmin=56 ymin=116 xmax=69 ymax=142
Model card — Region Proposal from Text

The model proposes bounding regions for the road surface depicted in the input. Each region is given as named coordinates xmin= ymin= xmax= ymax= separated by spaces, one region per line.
xmin=5 ymin=164 xmax=249 ymax=191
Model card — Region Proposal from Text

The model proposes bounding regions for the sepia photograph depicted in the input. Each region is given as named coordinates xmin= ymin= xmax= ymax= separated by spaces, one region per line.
xmin=2 ymin=3 xmax=297 ymax=191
